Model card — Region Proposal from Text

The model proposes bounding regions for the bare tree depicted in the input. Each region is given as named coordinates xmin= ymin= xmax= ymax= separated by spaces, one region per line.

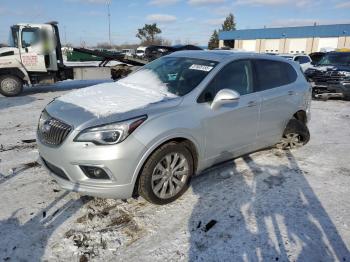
xmin=136 ymin=23 xmax=162 ymax=45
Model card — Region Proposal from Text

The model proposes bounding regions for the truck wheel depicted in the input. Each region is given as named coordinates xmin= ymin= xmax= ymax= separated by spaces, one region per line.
xmin=138 ymin=142 xmax=194 ymax=205
xmin=276 ymin=119 xmax=310 ymax=150
xmin=0 ymin=75 xmax=23 ymax=97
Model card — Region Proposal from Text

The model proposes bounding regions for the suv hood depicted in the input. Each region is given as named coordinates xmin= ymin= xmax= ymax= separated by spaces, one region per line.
xmin=45 ymin=71 xmax=182 ymax=130
xmin=307 ymin=64 xmax=350 ymax=73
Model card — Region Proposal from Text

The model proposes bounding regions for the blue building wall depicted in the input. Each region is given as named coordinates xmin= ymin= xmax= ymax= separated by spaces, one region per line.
xmin=219 ymin=24 xmax=350 ymax=40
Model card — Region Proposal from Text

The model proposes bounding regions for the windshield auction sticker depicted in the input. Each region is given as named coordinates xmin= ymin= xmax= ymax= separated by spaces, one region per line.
xmin=189 ymin=64 xmax=213 ymax=72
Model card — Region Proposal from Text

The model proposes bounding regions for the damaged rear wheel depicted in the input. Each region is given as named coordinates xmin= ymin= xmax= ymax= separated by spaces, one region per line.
xmin=276 ymin=118 xmax=310 ymax=150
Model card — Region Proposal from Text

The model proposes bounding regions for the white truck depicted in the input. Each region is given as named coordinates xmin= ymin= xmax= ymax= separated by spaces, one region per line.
xmin=0 ymin=22 xmax=137 ymax=96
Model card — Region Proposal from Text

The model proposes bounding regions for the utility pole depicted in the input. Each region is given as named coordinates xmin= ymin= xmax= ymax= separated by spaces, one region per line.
xmin=64 ymin=25 xmax=67 ymax=46
xmin=107 ymin=0 xmax=111 ymax=47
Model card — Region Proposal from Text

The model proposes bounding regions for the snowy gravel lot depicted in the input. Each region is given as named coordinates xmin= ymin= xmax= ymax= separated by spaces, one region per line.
xmin=0 ymin=81 xmax=349 ymax=261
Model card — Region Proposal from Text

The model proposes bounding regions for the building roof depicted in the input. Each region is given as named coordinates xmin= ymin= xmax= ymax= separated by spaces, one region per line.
xmin=219 ymin=24 xmax=350 ymax=40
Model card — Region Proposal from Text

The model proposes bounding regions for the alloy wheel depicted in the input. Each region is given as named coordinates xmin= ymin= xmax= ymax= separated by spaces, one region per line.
xmin=151 ymin=152 xmax=190 ymax=199
xmin=277 ymin=133 xmax=303 ymax=149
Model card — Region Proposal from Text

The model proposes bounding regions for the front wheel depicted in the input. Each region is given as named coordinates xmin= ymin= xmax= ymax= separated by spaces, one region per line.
xmin=0 ymin=75 xmax=23 ymax=97
xmin=138 ymin=142 xmax=194 ymax=205
xmin=276 ymin=119 xmax=310 ymax=150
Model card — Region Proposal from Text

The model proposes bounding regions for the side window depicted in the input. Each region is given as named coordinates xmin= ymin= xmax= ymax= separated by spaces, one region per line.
xmin=254 ymin=59 xmax=297 ymax=91
xmin=198 ymin=60 xmax=254 ymax=103
xmin=295 ymin=56 xmax=310 ymax=64
xmin=21 ymin=28 xmax=40 ymax=48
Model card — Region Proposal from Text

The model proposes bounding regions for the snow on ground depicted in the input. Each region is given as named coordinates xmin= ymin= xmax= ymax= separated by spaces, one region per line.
xmin=0 ymin=81 xmax=350 ymax=261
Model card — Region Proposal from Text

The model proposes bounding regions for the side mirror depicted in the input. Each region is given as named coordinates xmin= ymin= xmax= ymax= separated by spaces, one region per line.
xmin=211 ymin=89 xmax=240 ymax=110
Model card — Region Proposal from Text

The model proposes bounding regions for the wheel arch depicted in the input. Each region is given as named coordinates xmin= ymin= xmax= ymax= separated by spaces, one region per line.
xmin=132 ymin=136 xmax=199 ymax=198
xmin=0 ymin=68 xmax=27 ymax=83
xmin=293 ymin=110 xmax=307 ymax=124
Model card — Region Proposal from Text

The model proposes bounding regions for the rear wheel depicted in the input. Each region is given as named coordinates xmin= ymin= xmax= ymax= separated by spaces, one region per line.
xmin=276 ymin=119 xmax=310 ymax=150
xmin=0 ymin=75 xmax=23 ymax=97
xmin=138 ymin=142 xmax=194 ymax=205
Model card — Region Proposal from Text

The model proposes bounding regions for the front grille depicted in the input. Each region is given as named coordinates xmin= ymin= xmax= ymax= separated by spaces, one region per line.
xmin=308 ymin=70 xmax=346 ymax=85
xmin=38 ymin=117 xmax=72 ymax=146
xmin=42 ymin=158 xmax=69 ymax=181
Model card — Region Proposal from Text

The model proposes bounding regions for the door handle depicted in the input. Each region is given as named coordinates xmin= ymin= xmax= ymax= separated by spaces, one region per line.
xmin=288 ymin=90 xmax=295 ymax=96
xmin=247 ymin=101 xmax=257 ymax=107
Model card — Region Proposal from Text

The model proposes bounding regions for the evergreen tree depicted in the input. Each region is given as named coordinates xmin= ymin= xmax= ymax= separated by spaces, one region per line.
xmin=208 ymin=30 xmax=219 ymax=50
xmin=221 ymin=13 xmax=236 ymax=31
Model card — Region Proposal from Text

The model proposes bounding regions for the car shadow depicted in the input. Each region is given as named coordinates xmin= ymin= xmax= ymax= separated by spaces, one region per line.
xmin=0 ymin=190 xmax=91 ymax=261
xmin=188 ymin=149 xmax=349 ymax=261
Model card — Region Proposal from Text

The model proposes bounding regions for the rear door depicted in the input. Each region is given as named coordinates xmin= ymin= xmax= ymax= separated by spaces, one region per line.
xmin=198 ymin=60 xmax=260 ymax=163
xmin=253 ymin=59 xmax=300 ymax=146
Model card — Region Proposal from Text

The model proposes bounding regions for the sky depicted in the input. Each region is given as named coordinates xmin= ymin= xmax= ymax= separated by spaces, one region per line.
xmin=1 ymin=0 xmax=350 ymax=47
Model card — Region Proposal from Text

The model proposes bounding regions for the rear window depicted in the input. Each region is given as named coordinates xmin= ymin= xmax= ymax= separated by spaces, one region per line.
xmin=295 ymin=56 xmax=310 ymax=64
xmin=254 ymin=59 xmax=297 ymax=91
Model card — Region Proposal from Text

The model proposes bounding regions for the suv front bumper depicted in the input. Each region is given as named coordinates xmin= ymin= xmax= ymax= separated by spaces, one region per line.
xmin=37 ymin=130 xmax=148 ymax=199
xmin=310 ymin=81 xmax=350 ymax=99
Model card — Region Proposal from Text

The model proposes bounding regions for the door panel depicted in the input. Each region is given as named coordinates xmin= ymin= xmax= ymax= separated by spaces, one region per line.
xmin=20 ymin=27 xmax=47 ymax=72
xmin=197 ymin=60 xmax=260 ymax=163
xmin=253 ymin=59 xmax=300 ymax=147
xmin=258 ymin=85 xmax=297 ymax=145
xmin=202 ymin=93 xmax=260 ymax=162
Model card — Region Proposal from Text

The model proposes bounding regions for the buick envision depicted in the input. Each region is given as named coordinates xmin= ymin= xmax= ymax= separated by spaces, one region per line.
xmin=37 ymin=51 xmax=311 ymax=204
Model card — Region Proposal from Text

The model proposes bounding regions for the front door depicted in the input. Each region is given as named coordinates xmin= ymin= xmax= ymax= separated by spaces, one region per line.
xmin=20 ymin=26 xmax=46 ymax=72
xmin=198 ymin=60 xmax=260 ymax=163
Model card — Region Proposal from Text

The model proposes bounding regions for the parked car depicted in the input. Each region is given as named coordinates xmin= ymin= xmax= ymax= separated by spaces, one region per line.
xmin=37 ymin=51 xmax=311 ymax=205
xmin=121 ymin=49 xmax=135 ymax=56
xmin=144 ymin=44 xmax=202 ymax=61
xmin=304 ymin=52 xmax=350 ymax=100
xmin=136 ymin=46 xmax=147 ymax=58
xmin=278 ymin=54 xmax=312 ymax=72
xmin=309 ymin=52 xmax=326 ymax=65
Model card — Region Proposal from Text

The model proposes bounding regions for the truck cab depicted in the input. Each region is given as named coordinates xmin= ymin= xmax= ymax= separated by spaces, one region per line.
xmin=0 ymin=22 xmax=67 ymax=96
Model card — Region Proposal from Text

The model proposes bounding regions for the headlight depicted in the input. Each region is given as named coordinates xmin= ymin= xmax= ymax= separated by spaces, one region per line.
xmin=38 ymin=110 xmax=50 ymax=132
xmin=74 ymin=115 xmax=147 ymax=145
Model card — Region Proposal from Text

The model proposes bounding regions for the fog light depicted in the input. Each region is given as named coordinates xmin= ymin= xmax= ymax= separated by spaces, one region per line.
xmin=80 ymin=166 xmax=110 ymax=179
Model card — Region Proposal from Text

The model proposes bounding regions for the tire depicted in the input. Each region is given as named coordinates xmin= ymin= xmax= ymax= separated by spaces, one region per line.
xmin=276 ymin=118 xmax=310 ymax=150
xmin=138 ymin=142 xmax=194 ymax=205
xmin=0 ymin=75 xmax=23 ymax=97
xmin=344 ymin=94 xmax=350 ymax=101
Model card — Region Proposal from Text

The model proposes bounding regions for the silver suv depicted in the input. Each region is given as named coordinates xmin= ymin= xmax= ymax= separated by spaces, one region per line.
xmin=37 ymin=51 xmax=311 ymax=205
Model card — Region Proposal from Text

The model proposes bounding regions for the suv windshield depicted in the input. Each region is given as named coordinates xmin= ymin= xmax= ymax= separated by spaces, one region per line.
xmin=7 ymin=27 xmax=19 ymax=47
xmin=318 ymin=53 xmax=350 ymax=66
xmin=141 ymin=56 xmax=218 ymax=96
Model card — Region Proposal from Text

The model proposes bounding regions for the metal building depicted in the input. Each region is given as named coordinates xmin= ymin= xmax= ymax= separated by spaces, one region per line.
xmin=219 ymin=24 xmax=350 ymax=54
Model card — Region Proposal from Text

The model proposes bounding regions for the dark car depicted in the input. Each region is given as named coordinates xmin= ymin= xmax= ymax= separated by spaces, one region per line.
xmin=304 ymin=52 xmax=350 ymax=100
xmin=144 ymin=45 xmax=202 ymax=61
xmin=309 ymin=52 xmax=326 ymax=64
